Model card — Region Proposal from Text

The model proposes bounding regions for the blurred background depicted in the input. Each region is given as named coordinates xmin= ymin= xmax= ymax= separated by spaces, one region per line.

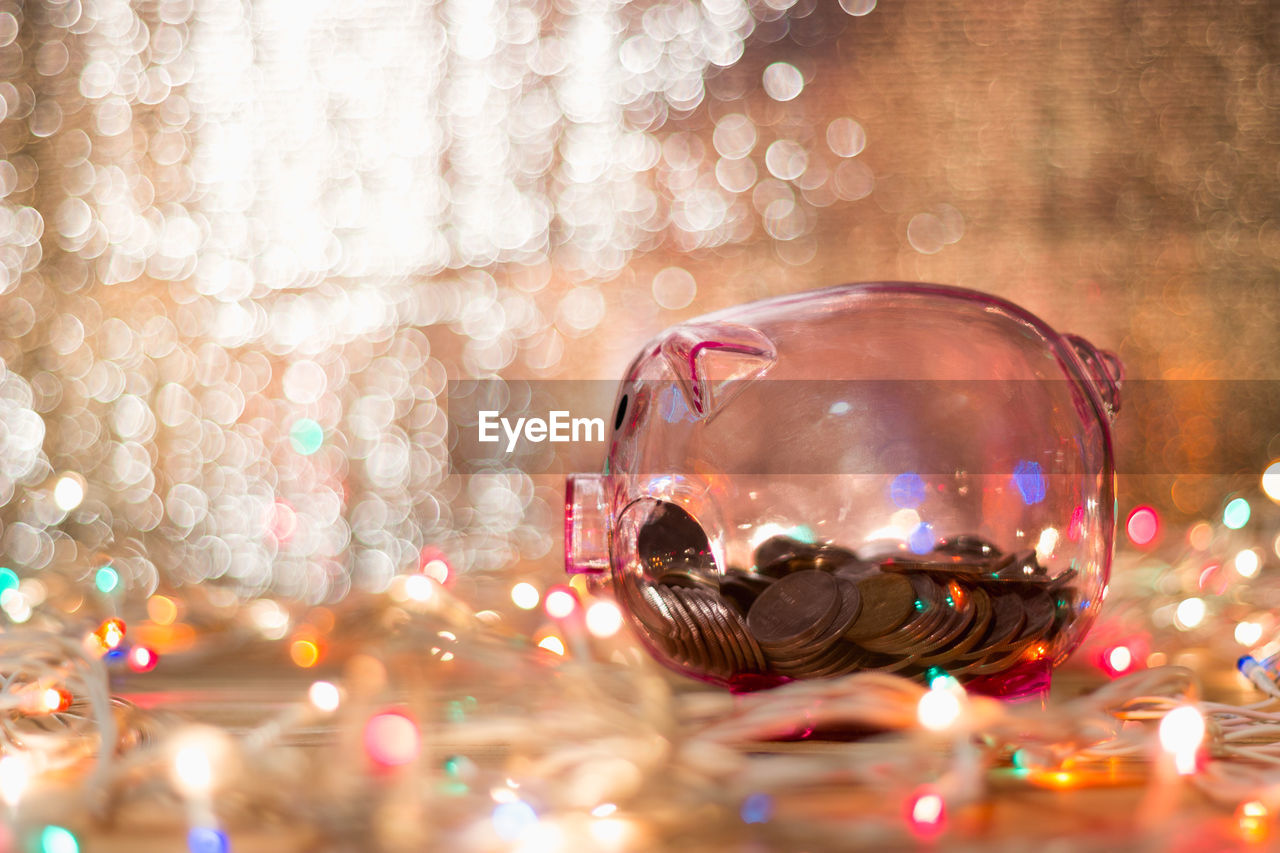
xmin=0 ymin=0 xmax=1277 ymax=613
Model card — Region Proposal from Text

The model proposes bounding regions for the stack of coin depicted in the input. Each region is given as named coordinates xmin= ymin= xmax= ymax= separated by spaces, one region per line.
xmin=616 ymin=528 xmax=1081 ymax=685
xmin=744 ymin=571 xmax=869 ymax=677
xmin=618 ymin=564 xmax=766 ymax=681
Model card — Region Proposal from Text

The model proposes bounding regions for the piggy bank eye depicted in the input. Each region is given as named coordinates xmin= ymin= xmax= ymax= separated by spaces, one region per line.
xmin=614 ymin=393 xmax=628 ymax=431
xmin=635 ymin=500 xmax=716 ymax=582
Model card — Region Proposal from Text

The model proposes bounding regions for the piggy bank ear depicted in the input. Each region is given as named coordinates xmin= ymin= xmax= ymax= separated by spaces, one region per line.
xmin=660 ymin=322 xmax=777 ymax=419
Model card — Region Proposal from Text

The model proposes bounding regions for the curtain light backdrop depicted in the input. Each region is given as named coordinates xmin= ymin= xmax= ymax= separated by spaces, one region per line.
xmin=0 ymin=0 xmax=1276 ymax=609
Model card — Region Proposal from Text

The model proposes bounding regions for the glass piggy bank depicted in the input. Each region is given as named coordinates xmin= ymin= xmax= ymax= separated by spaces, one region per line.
xmin=565 ymin=282 xmax=1122 ymax=695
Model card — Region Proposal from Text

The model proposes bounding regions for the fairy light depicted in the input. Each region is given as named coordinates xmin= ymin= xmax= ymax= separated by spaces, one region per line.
xmin=537 ymin=636 xmax=566 ymax=656
xmin=1107 ymin=646 xmax=1133 ymax=674
xmin=148 ymin=595 xmax=178 ymax=626
xmin=917 ymin=681 xmax=964 ymax=731
xmin=38 ymin=687 xmax=64 ymax=714
xmin=308 ymin=681 xmax=341 ymax=713
xmin=128 ymin=646 xmax=159 ymax=673
xmin=95 ymin=618 xmax=126 ymax=650
xmin=52 ymin=474 xmax=85 ymax=512
xmin=1224 ymin=498 xmax=1252 ymax=530
xmin=1236 ymin=621 xmax=1264 ymax=646
xmin=421 ymin=559 xmax=450 ymax=585
xmin=588 ymin=816 xmax=632 ymax=847
xmin=1175 ymin=598 xmax=1206 ymax=630
xmin=585 ymin=601 xmax=623 ymax=638
xmin=908 ymin=788 xmax=945 ymax=837
xmin=39 ymin=826 xmax=78 ymax=853
xmin=173 ymin=744 xmax=214 ymax=795
xmin=289 ymin=638 xmax=320 ymax=668
xmin=1238 ymin=800 xmax=1269 ymax=843
xmin=363 ymin=711 xmax=421 ymax=767
xmin=1234 ymin=549 xmax=1261 ymax=578
xmin=187 ymin=827 xmax=230 ymax=853
xmin=511 ymin=583 xmax=541 ymax=611
xmin=1263 ymin=461 xmax=1280 ymax=502
xmin=0 ymin=754 xmax=30 ymax=808
xmin=1159 ymin=705 xmax=1206 ymax=775
xmin=492 ymin=800 xmax=539 ymax=842
xmin=94 ymin=565 xmax=119 ymax=594
xmin=544 ymin=587 xmax=577 ymax=620
xmin=404 ymin=574 xmax=435 ymax=603
xmin=1126 ymin=506 xmax=1160 ymax=546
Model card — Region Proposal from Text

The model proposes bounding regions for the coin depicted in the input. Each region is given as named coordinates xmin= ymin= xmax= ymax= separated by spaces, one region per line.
xmin=912 ymin=580 xmax=976 ymax=656
xmin=762 ymin=578 xmax=862 ymax=667
xmin=753 ymin=536 xmax=814 ymax=577
xmin=1015 ymin=588 xmax=1056 ymax=640
xmin=698 ymin=587 xmax=765 ymax=673
xmin=992 ymin=549 xmax=1045 ymax=581
xmin=977 ymin=589 xmax=1027 ymax=650
xmin=678 ymin=588 xmax=738 ymax=673
xmin=719 ymin=568 xmax=775 ymax=615
xmin=936 ymin=534 xmax=1003 ymax=559
xmin=747 ymin=570 xmax=840 ymax=652
xmin=623 ymin=529 xmax=1079 ymax=685
xmin=658 ymin=568 xmax=719 ymax=591
xmin=918 ymin=585 xmax=992 ymax=666
xmin=881 ymin=553 xmax=994 ymax=579
xmin=844 ymin=573 xmax=915 ymax=642
xmin=860 ymin=573 xmax=948 ymax=652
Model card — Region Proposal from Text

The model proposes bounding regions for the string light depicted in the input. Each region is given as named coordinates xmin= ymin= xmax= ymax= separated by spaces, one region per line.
xmin=1234 ymin=549 xmax=1261 ymax=578
xmin=39 ymin=826 xmax=78 ymax=853
xmin=511 ymin=583 xmax=541 ymax=611
xmin=187 ymin=827 xmax=230 ymax=853
xmin=917 ymin=681 xmax=964 ymax=731
xmin=1175 ymin=598 xmax=1206 ymax=630
xmin=403 ymin=575 xmax=435 ymax=604
xmin=308 ymin=681 xmax=341 ymax=713
xmin=0 ymin=754 xmax=30 ymax=808
xmin=127 ymin=646 xmax=159 ymax=673
xmin=1237 ymin=800 xmax=1269 ymax=843
xmin=537 ymin=636 xmax=567 ymax=656
xmin=1263 ymin=462 xmax=1280 ymax=503
xmin=364 ymin=711 xmax=421 ymax=767
xmin=1235 ymin=622 xmax=1264 ymax=646
xmin=1224 ymin=498 xmax=1252 ymax=530
xmin=172 ymin=744 xmax=215 ymax=796
xmin=585 ymin=601 xmax=623 ymax=638
xmin=1106 ymin=645 xmax=1133 ymax=674
xmin=492 ymin=801 xmax=539 ymax=842
xmin=1127 ymin=506 xmax=1160 ymax=546
xmin=544 ymin=587 xmax=578 ymax=620
xmin=94 ymin=619 xmax=126 ymax=651
xmin=289 ymin=638 xmax=321 ymax=668
xmin=52 ymin=474 xmax=85 ymax=512
xmin=1158 ymin=705 xmax=1205 ymax=775
xmin=907 ymin=788 xmax=945 ymax=838
xmin=148 ymin=596 xmax=178 ymax=626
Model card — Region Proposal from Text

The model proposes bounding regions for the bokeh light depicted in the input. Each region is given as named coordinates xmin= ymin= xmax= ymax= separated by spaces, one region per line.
xmin=1126 ymin=507 xmax=1160 ymax=546
xmin=364 ymin=711 xmax=421 ymax=767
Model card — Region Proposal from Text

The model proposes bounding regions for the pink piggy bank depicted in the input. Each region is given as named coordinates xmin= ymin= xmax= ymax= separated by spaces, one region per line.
xmin=566 ymin=282 xmax=1122 ymax=695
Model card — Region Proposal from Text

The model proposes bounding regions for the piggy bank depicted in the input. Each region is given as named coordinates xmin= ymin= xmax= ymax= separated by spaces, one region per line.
xmin=565 ymin=282 xmax=1122 ymax=695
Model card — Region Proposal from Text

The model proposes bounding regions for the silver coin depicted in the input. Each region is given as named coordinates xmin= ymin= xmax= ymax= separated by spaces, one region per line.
xmin=681 ymin=588 xmax=745 ymax=674
xmin=666 ymin=585 xmax=723 ymax=675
